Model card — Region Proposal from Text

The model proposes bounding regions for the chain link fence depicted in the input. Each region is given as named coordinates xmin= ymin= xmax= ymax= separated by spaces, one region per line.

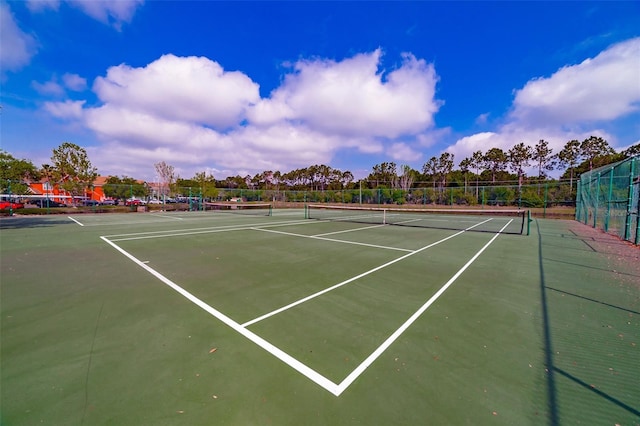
xmin=576 ymin=156 xmax=639 ymax=245
xmin=2 ymin=179 xmax=577 ymax=218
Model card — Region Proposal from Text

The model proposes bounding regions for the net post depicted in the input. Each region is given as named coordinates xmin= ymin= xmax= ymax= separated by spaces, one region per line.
xmin=304 ymin=203 xmax=308 ymax=219
xmin=268 ymin=204 xmax=273 ymax=217
xmin=383 ymin=208 xmax=387 ymax=225
xmin=527 ymin=210 xmax=532 ymax=236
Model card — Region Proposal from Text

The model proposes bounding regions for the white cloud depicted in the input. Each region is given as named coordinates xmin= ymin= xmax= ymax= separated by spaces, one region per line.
xmin=27 ymin=0 xmax=143 ymax=29
xmin=43 ymin=100 xmax=86 ymax=118
xmin=62 ymin=73 xmax=87 ymax=91
xmin=70 ymin=0 xmax=143 ymax=28
xmin=0 ymin=2 xmax=38 ymax=74
xmin=511 ymin=37 xmax=640 ymax=126
xmin=475 ymin=112 xmax=490 ymax=125
xmin=248 ymin=49 xmax=441 ymax=139
xmin=416 ymin=127 xmax=451 ymax=148
xmin=25 ymin=0 xmax=60 ymax=12
xmin=32 ymin=79 xmax=65 ymax=96
xmin=92 ymin=54 xmax=260 ymax=129
xmin=57 ymin=51 xmax=442 ymax=180
xmin=386 ymin=142 xmax=423 ymax=162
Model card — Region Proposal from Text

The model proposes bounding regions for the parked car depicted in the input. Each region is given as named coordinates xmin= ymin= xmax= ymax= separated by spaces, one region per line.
xmin=101 ymin=199 xmax=117 ymax=205
xmin=33 ymin=199 xmax=66 ymax=208
xmin=83 ymin=200 xmax=100 ymax=206
xmin=125 ymin=198 xmax=146 ymax=206
xmin=0 ymin=201 xmax=24 ymax=210
xmin=147 ymin=199 xmax=162 ymax=205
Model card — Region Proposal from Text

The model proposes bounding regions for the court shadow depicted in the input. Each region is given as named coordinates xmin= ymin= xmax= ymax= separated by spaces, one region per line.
xmin=536 ymin=219 xmax=560 ymax=426
xmin=0 ymin=216 xmax=74 ymax=229
xmin=546 ymin=286 xmax=640 ymax=315
xmin=536 ymin=219 xmax=640 ymax=425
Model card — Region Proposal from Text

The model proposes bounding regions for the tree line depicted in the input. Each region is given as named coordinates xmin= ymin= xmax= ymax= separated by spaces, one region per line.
xmin=1 ymin=137 xmax=638 ymax=202
xmin=210 ymin=136 xmax=638 ymax=194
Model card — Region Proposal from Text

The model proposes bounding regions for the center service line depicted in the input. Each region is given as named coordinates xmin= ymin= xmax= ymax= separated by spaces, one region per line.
xmin=334 ymin=219 xmax=512 ymax=395
xmin=241 ymin=218 xmax=493 ymax=328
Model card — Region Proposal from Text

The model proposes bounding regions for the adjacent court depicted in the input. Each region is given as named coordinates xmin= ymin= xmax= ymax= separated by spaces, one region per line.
xmin=1 ymin=207 xmax=638 ymax=425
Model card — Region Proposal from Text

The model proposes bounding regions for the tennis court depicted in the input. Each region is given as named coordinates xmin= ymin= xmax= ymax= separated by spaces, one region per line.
xmin=1 ymin=207 xmax=638 ymax=425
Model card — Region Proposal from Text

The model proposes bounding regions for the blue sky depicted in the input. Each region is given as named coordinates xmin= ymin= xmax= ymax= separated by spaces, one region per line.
xmin=2 ymin=1 xmax=639 ymax=181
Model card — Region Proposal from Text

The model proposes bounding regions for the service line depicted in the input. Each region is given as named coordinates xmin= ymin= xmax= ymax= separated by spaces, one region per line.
xmin=242 ymin=218 xmax=493 ymax=327
xmin=251 ymin=227 xmax=413 ymax=253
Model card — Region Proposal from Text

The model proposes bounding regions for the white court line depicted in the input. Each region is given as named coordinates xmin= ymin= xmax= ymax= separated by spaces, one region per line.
xmin=100 ymin=235 xmax=340 ymax=395
xmin=334 ymin=219 xmax=513 ymax=394
xmin=241 ymin=218 xmax=493 ymax=328
xmin=313 ymin=224 xmax=386 ymax=237
xmin=68 ymin=216 xmax=84 ymax=226
xmin=69 ymin=216 xmax=191 ymax=227
xmin=105 ymin=219 xmax=316 ymax=241
xmin=251 ymin=227 xmax=413 ymax=253
xmin=151 ymin=213 xmax=184 ymax=220
xmin=101 ymin=216 xmax=506 ymax=396
xmin=394 ymin=218 xmax=422 ymax=225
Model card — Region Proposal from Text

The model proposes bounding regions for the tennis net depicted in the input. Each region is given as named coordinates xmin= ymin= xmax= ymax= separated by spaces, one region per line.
xmin=306 ymin=204 xmax=530 ymax=235
xmin=205 ymin=202 xmax=272 ymax=216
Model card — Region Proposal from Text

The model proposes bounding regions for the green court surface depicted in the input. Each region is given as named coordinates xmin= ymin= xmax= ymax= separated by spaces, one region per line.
xmin=1 ymin=209 xmax=638 ymax=425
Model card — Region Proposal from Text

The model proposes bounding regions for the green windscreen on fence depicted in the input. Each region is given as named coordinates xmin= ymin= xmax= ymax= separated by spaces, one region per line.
xmin=576 ymin=156 xmax=639 ymax=245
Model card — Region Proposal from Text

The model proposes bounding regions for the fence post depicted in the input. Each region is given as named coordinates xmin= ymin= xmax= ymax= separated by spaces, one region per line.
xmin=593 ymin=172 xmax=601 ymax=228
xmin=518 ymin=185 xmax=522 ymax=209
xmin=605 ymin=167 xmax=614 ymax=232
xmin=8 ymin=180 xmax=13 ymax=216
xmin=543 ymin=183 xmax=548 ymax=218
xmin=624 ymin=158 xmax=635 ymax=241
xmin=575 ymin=181 xmax=581 ymax=222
